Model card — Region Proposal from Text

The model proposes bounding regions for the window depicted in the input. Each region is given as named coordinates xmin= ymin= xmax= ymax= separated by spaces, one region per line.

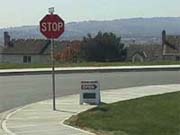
xmin=23 ymin=56 xmax=31 ymax=63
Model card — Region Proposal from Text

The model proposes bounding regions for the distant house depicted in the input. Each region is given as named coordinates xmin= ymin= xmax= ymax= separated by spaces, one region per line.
xmin=162 ymin=30 xmax=180 ymax=61
xmin=0 ymin=32 xmax=64 ymax=64
xmin=126 ymin=44 xmax=162 ymax=62
xmin=127 ymin=30 xmax=180 ymax=62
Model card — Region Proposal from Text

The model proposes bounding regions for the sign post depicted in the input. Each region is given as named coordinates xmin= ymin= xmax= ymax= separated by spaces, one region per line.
xmin=40 ymin=7 xmax=65 ymax=111
xmin=51 ymin=38 xmax=55 ymax=110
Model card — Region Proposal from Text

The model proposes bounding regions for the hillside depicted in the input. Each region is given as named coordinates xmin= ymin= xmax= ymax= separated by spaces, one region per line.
xmin=0 ymin=17 xmax=180 ymax=45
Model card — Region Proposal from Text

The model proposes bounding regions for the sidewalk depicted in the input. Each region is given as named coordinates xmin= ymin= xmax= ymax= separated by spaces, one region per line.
xmin=1 ymin=84 xmax=180 ymax=135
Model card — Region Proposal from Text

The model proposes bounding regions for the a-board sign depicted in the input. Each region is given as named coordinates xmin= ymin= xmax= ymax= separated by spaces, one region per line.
xmin=80 ymin=80 xmax=101 ymax=105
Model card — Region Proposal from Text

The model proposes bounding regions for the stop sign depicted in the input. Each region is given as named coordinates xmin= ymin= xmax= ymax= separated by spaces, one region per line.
xmin=40 ymin=14 xmax=64 ymax=39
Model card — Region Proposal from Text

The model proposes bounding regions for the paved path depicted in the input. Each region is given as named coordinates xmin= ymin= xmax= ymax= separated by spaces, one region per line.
xmin=0 ymin=84 xmax=180 ymax=135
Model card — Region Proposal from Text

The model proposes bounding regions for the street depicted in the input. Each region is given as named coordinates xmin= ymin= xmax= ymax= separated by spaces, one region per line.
xmin=0 ymin=71 xmax=180 ymax=113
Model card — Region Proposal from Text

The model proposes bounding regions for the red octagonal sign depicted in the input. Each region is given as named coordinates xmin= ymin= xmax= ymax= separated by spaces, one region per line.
xmin=40 ymin=14 xmax=64 ymax=39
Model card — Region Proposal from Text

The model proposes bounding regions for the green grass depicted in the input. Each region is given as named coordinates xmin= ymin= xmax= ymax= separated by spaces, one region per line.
xmin=0 ymin=60 xmax=180 ymax=69
xmin=66 ymin=92 xmax=180 ymax=135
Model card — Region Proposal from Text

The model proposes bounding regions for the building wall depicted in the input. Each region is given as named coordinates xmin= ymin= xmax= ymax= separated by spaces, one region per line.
xmin=31 ymin=55 xmax=51 ymax=64
xmin=0 ymin=54 xmax=51 ymax=64
xmin=0 ymin=54 xmax=2 ymax=63
xmin=163 ymin=55 xmax=180 ymax=61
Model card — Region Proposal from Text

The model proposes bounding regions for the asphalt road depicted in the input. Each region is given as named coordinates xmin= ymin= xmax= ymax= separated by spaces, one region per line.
xmin=0 ymin=71 xmax=180 ymax=113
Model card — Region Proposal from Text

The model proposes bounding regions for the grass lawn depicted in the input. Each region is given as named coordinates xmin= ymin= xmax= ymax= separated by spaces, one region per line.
xmin=0 ymin=61 xmax=180 ymax=69
xmin=66 ymin=92 xmax=180 ymax=135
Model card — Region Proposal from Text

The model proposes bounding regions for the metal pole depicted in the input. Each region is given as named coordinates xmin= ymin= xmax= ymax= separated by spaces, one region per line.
xmin=49 ymin=7 xmax=56 ymax=111
xmin=51 ymin=39 xmax=56 ymax=111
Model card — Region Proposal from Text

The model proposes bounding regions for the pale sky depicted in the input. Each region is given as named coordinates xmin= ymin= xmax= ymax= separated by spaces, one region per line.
xmin=0 ymin=0 xmax=180 ymax=28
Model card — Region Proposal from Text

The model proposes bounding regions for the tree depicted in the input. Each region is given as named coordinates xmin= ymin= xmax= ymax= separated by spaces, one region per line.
xmin=81 ymin=32 xmax=127 ymax=62
xmin=55 ymin=41 xmax=82 ymax=62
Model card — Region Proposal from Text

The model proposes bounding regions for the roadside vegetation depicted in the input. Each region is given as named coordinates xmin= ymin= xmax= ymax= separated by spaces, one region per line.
xmin=0 ymin=60 xmax=180 ymax=69
xmin=65 ymin=92 xmax=180 ymax=135
xmin=54 ymin=32 xmax=127 ymax=63
xmin=79 ymin=32 xmax=127 ymax=62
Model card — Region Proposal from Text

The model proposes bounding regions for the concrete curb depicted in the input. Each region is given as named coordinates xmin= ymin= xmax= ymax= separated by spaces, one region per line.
xmin=60 ymin=117 xmax=95 ymax=135
xmin=2 ymin=109 xmax=18 ymax=135
xmin=1 ymin=104 xmax=34 ymax=135
xmin=0 ymin=109 xmax=15 ymax=135
xmin=0 ymin=65 xmax=180 ymax=76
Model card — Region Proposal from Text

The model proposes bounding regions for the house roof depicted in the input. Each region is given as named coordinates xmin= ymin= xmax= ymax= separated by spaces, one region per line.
xmin=0 ymin=39 xmax=66 ymax=55
xmin=127 ymin=44 xmax=162 ymax=60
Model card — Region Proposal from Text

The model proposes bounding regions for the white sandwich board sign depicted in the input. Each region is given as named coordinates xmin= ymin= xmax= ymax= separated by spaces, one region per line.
xmin=80 ymin=80 xmax=101 ymax=105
